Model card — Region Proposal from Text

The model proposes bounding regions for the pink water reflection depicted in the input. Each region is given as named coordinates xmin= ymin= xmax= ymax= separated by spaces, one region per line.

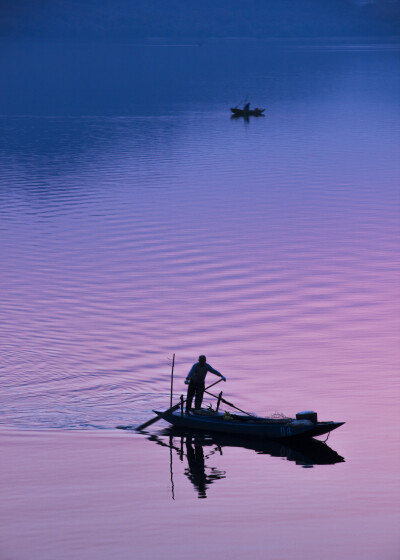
xmin=1 ymin=43 xmax=399 ymax=559
xmin=1 ymin=429 xmax=398 ymax=560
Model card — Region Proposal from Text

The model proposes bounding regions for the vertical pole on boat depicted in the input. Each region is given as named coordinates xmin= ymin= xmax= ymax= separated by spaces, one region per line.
xmin=180 ymin=395 xmax=184 ymax=416
xmin=170 ymin=353 xmax=175 ymax=408
xmin=216 ymin=391 xmax=223 ymax=412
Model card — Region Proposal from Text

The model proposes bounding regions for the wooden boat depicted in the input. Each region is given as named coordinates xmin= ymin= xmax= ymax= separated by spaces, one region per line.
xmin=230 ymin=107 xmax=265 ymax=117
xmin=154 ymin=409 xmax=344 ymax=440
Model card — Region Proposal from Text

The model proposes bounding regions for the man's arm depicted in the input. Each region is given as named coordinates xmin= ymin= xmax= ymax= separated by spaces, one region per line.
xmin=206 ymin=364 xmax=226 ymax=381
xmin=185 ymin=365 xmax=196 ymax=384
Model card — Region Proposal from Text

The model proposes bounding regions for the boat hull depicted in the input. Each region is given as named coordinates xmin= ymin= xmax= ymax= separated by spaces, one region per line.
xmin=230 ymin=108 xmax=265 ymax=117
xmin=154 ymin=410 xmax=344 ymax=440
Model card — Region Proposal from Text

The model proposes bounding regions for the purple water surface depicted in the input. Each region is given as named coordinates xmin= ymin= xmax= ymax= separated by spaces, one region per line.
xmin=0 ymin=42 xmax=399 ymax=559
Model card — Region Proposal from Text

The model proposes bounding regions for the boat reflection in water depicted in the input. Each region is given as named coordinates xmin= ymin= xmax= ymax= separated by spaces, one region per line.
xmin=147 ymin=429 xmax=345 ymax=499
xmin=184 ymin=436 xmax=226 ymax=499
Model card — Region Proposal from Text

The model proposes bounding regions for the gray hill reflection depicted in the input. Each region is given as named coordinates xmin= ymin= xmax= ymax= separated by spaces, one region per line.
xmin=148 ymin=429 xmax=345 ymax=499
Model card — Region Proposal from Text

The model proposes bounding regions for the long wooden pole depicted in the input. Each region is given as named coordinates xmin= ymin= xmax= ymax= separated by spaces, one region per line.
xmin=204 ymin=389 xmax=253 ymax=416
xmin=136 ymin=378 xmax=223 ymax=431
xmin=170 ymin=353 xmax=175 ymax=408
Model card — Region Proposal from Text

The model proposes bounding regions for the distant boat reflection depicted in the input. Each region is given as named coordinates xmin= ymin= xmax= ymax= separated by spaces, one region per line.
xmin=231 ymin=114 xmax=250 ymax=123
xmin=147 ymin=429 xmax=345 ymax=499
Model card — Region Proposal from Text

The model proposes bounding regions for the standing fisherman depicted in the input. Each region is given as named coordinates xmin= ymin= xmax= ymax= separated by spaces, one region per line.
xmin=185 ymin=355 xmax=226 ymax=413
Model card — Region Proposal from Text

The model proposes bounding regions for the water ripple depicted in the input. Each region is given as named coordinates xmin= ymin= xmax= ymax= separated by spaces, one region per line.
xmin=1 ymin=55 xmax=399 ymax=429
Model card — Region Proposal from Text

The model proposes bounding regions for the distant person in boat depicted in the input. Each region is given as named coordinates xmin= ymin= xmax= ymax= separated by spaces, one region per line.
xmin=243 ymin=102 xmax=250 ymax=112
xmin=185 ymin=355 xmax=226 ymax=413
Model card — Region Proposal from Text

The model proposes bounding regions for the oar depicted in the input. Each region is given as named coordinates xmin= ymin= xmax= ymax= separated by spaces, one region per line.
xmin=204 ymin=389 xmax=253 ymax=417
xmin=136 ymin=378 xmax=223 ymax=431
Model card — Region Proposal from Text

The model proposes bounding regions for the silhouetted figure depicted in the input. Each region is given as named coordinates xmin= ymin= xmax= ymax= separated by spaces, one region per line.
xmin=243 ymin=102 xmax=251 ymax=112
xmin=185 ymin=438 xmax=208 ymax=498
xmin=185 ymin=355 xmax=226 ymax=412
xmin=184 ymin=437 xmax=226 ymax=498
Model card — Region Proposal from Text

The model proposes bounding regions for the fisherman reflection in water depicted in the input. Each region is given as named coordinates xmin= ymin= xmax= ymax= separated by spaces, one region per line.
xmin=185 ymin=436 xmax=226 ymax=499
xmin=185 ymin=355 xmax=226 ymax=413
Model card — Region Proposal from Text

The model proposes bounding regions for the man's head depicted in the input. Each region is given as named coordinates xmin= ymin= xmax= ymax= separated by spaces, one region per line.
xmin=198 ymin=355 xmax=206 ymax=365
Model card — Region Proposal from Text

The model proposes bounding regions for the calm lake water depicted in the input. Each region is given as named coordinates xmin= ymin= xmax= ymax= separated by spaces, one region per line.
xmin=0 ymin=41 xmax=399 ymax=559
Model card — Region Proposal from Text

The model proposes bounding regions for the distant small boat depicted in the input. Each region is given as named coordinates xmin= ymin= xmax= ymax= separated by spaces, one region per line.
xmin=154 ymin=409 xmax=344 ymax=440
xmin=231 ymin=107 xmax=265 ymax=117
